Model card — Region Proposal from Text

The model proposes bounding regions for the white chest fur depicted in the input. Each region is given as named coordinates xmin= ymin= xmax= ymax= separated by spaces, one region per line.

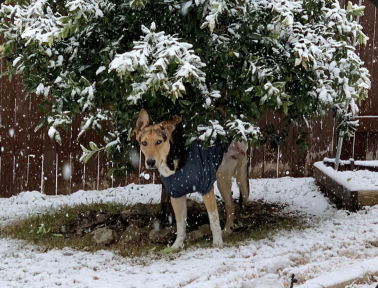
xmin=158 ymin=162 xmax=176 ymax=177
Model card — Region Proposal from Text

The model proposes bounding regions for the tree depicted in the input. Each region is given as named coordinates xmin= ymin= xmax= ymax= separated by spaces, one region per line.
xmin=0 ymin=0 xmax=371 ymax=177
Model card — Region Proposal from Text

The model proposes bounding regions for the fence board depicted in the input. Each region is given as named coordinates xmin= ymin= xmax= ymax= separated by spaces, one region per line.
xmin=125 ymin=144 xmax=140 ymax=185
xmin=354 ymin=131 xmax=368 ymax=160
xmin=56 ymin=127 xmax=71 ymax=195
xmin=359 ymin=1 xmax=376 ymax=115
xmin=70 ymin=116 xmax=84 ymax=192
xmin=83 ymin=129 xmax=98 ymax=191
xmin=98 ymin=152 xmax=111 ymax=190
xmin=303 ymin=116 xmax=332 ymax=177
xmin=249 ymin=144 xmax=264 ymax=179
xmin=41 ymin=133 xmax=56 ymax=195
xmin=26 ymin=95 xmax=44 ymax=192
xmin=262 ymin=112 xmax=278 ymax=178
xmin=0 ymin=111 xmax=15 ymax=197
xmin=13 ymin=75 xmax=28 ymax=194
xmin=98 ymin=122 xmax=111 ymax=190
xmin=0 ymin=67 xmax=16 ymax=196
xmin=291 ymin=125 xmax=308 ymax=178
xmin=366 ymin=131 xmax=378 ymax=160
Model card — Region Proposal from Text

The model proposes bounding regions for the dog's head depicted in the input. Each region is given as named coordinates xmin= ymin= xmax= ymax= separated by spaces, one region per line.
xmin=135 ymin=109 xmax=182 ymax=170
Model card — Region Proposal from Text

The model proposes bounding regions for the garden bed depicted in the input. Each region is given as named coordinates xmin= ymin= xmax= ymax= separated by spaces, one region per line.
xmin=0 ymin=199 xmax=303 ymax=257
xmin=314 ymin=160 xmax=378 ymax=211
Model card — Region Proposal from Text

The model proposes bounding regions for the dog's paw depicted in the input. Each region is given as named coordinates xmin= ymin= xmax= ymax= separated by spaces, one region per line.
xmin=171 ymin=240 xmax=184 ymax=250
xmin=212 ymin=234 xmax=223 ymax=247
xmin=213 ymin=239 xmax=223 ymax=248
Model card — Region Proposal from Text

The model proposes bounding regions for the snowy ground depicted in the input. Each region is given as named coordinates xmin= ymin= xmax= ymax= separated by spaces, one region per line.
xmin=1 ymin=177 xmax=378 ymax=287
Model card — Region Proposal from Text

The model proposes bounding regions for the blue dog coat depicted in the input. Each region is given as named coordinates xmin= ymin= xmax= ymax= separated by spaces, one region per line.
xmin=160 ymin=140 xmax=227 ymax=198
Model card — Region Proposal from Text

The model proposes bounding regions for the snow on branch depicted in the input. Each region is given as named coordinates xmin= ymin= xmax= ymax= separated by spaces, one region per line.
xmin=109 ymin=22 xmax=219 ymax=104
xmin=197 ymin=120 xmax=226 ymax=145
xmin=66 ymin=0 xmax=114 ymax=19
xmin=0 ymin=0 xmax=61 ymax=46
xmin=0 ymin=0 xmax=115 ymax=48
xmin=226 ymin=118 xmax=262 ymax=143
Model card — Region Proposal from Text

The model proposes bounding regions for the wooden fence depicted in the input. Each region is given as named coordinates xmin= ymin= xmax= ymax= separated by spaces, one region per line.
xmin=0 ymin=0 xmax=377 ymax=197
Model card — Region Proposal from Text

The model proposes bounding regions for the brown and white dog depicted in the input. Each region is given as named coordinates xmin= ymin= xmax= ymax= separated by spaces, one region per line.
xmin=135 ymin=109 xmax=249 ymax=248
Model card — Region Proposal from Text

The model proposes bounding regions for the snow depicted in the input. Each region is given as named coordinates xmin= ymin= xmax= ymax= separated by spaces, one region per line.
xmin=298 ymin=257 xmax=378 ymax=287
xmin=108 ymin=22 xmax=216 ymax=105
xmin=314 ymin=161 xmax=378 ymax=191
xmin=355 ymin=160 xmax=378 ymax=167
xmin=0 ymin=184 xmax=162 ymax=228
xmin=1 ymin=177 xmax=378 ymax=287
xmin=323 ymin=158 xmax=378 ymax=168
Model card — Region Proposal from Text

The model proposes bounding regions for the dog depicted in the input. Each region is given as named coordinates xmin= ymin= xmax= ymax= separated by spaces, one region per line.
xmin=135 ymin=109 xmax=249 ymax=248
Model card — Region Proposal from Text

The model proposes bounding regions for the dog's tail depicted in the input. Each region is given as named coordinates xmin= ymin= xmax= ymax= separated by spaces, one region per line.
xmin=239 ymin=171 xmax=250 ymax=209
xmin=235 ymin=143 xmax=249 ymax=208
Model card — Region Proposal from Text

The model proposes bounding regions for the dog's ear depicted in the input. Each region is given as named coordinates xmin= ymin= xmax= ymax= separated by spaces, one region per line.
xmin=135 ymin=109 xmax=150 ymax=141
xmin=160 ymin=115 xmax=182 ymax=133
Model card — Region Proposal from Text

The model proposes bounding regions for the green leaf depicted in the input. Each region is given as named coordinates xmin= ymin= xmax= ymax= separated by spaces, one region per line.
xmin=53 ymin=234 xmax=64 ymax=237
xmin=283 ymin=102 xmax=288 ymax=116
xmin=160 ymin=247 xmax=176 ymax=254
xmin=47 ymin=36 xmax=54 ymax=47
xmin=200 ymin=22 xmax=209 ymax=29
xmin=37 ymin=104 xmax=47 ymax=114
xmin=170 ymin=94 xmax=177 ymax=104
xmin=347 ymin=178 xmax=352 ymax=181
xmin=62 ymin=27 xmax=69 ymax=38
xmin=347 ymin=1 xmax=353 ymax=13
xmin=61 ymin=123 xmax=68 ymax=133
xmin=107 ymin=167 xmax=117 ymax=178
xmin=34 ymin=117 xmax=47 ymax=132
xmin=358 ymin=32 xmax=368 ymax=46
xmin=80 ymin=144 xmax=91 ymax=154
xmin=180 ymin=100 xmax=192 ymax=106
xmin=89 ymin=141 xmax=99 ymax=151
xmin=82 ymin=151 xmax=96 ymax=164
xmin=148 ymin=247 xmax=156 ymax=252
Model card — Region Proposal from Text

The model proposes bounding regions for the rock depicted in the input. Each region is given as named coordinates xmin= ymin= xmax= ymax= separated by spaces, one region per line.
xmin=77 ymin=211 xmax=119 ymax=232
xmin=198 ymin=224 xmax=212 ymax=236
xmin=120 ymin=225 xmax=143 ymax=243
xmin=77 ymin=211 xmax=96 ymax=228
xmin=148 ymin=205 xmax=160 ymax=216
xmin=187 ymin=230 xmax=204 ymax=242
xmin=91 ymin=227 xmax=118 ymax=245
xmin=134 ymin=203 xmax=149 ymax=216
xmin=148 ymin=228 xmax=174 ymax=244
xmin=128 ymin=219 xmax=144 ymax=228
xmin=121 ymin=205 xmax=159 ymax=223
xmin=120 ymin=210 xmax=137 ymax=221
xmin=95 ymin=213 xmax=108 ymax=223
xmin=76 ymin=228 xmax=84 ymax=236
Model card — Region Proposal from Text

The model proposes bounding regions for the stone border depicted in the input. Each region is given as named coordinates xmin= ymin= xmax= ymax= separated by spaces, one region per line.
xmin=298 ymin=257 xmax=378 ymax=288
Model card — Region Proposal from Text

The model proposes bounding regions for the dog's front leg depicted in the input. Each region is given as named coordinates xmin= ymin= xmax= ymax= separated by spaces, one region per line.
xmin=171 ymin=195 xmax=187 ymax=249
xmin=203 ymin=188 xmax=223 ymax=247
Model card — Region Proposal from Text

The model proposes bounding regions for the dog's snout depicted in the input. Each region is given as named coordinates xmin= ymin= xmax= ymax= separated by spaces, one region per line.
xmin=146 ymin=158 xmax=156 ymax=168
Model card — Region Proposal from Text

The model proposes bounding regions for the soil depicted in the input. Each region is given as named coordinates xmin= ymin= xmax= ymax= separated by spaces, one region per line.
xmin=55 ymin=199 xmax=298 ymax=249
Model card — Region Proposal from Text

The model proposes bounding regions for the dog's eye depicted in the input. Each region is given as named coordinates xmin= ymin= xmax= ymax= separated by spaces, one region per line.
xmin=142 ymin=141 xmax=147 ymax=146
xmin=156 ymin=140 xmax=162 ymax=145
